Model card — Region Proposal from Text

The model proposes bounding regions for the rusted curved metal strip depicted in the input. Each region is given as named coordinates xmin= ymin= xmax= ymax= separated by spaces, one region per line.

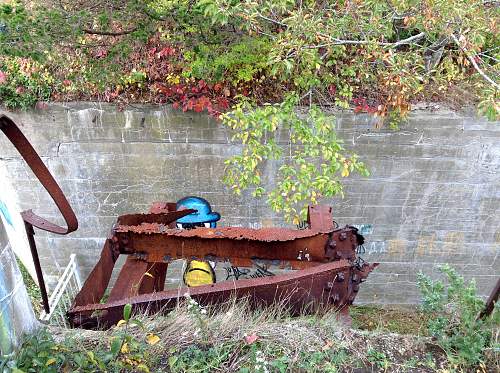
xmin=0 ymin=114 xmax=78 ymax=234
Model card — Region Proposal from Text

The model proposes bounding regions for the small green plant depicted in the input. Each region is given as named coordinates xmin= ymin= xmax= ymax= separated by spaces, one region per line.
xmin=367 ymin=348 xmax=390 ymax=370
xmin=417 ymin=264 xmax=499 ymax=368
xmin=3 ymin=303 xmax=156 ymax=372
xmin=168 ymin=343 xmax=235 ymax=372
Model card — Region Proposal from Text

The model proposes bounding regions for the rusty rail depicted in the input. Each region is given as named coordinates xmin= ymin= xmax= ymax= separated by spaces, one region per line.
xmin=0 ymin=115 xmax=78 ymax=313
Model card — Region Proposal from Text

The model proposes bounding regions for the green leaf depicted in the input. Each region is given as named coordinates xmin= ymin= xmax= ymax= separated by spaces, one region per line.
xmin=110 ymin=337 xmax=122 ymax=356
xmin=123 ymin=303 xmax=132 ymax=321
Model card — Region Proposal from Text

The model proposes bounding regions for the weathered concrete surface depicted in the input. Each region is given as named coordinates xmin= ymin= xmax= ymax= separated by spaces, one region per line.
xmin=0 ymin=212 xmax=38 ymax=354
xmin=0 ymin=102 xmax=498 ymax=305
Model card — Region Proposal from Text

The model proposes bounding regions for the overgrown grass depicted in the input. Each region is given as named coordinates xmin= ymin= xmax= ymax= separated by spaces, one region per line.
xmin=2 ymin=298 xmax=458 ymax=372
xmin=5 ymin=266 xmax=499 ymax=372
xmin=350 ymin=305 xmax=430 ymax=336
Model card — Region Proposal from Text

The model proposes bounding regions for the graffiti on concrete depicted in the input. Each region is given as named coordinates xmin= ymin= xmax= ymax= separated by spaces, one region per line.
xmin=0 ymin=200 xmax=13 ymax=227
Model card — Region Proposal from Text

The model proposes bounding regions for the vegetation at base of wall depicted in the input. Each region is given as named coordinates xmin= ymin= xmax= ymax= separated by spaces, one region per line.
xmin=0 ymin=297 xmax=456 ymax=373
xmin=0 ymin=0 xmax=498 ymax=218
xmin=417 ymin=264 xmax=500 ymax=369
xmin=3 ymin=269 xmax=499 ymax=373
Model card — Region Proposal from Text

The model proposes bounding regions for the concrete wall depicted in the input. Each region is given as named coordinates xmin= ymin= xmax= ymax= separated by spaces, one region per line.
xmin=0 ymin=208 xmax=38 ymax=355
xmin=0 ymin=102 xmax=498 ymax=305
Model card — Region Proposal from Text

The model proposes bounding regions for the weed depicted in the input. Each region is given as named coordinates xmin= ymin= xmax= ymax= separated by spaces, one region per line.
xmin=417 ymin=264 xmax=499 ymax=368
xmin=367 ymin=348 xmax=391 ymax=370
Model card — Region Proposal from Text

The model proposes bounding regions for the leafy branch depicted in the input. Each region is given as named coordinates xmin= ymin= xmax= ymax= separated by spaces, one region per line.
xmin=222 ymin=95 xmax=369 ymax=223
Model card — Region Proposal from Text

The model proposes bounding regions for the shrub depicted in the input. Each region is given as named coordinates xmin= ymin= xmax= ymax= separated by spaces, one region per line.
xmin=417 ymin=264 xmax=499 ymax=368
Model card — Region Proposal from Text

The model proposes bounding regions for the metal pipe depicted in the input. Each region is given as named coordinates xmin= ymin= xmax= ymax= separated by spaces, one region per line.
xmin=23 ymin=221 xmax=50 ymax=314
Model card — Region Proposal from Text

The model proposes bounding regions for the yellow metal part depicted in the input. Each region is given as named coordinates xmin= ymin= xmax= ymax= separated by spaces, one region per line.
xmin=183 ymin=260 xmax=216 ymax=287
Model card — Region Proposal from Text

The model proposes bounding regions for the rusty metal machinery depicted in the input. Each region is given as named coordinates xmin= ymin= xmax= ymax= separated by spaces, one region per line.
xmin=68 ymin=203 xmax=378 ymax=329
xmin=2 ymin=114 xmax=381 ymax=330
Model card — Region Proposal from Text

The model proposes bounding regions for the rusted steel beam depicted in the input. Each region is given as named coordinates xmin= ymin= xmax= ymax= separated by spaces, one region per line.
xmin=107 ymin=257 xmax=150 ymax=302
xmin=72 ymin=240 xmax=117 ymax=307
xmin=111 ymin=205 xmax=359 ymax=269
xmin=69 ymin=259 xmax=372 ymax=329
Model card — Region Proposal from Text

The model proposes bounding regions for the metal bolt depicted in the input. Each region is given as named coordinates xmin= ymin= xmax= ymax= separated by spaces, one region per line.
xmin=336 ymin=273 xmax=345 ymax=282
xmin=325 ymin=281 xmax=334 ymax=290
xmin=339 ymin=232 xmax=347 ymax=241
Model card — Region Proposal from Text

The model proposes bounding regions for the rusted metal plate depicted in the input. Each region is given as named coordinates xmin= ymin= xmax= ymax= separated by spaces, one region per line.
xmin=69 ymin=260 xmax=375 ymax=329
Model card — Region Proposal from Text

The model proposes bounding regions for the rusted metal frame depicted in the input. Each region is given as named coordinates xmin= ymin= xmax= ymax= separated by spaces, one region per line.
xmin=72 ymin=209 xmax=196 ymax=308
xmin=116 ymin=231 xmax=358 ymax=269
xmin=479 ymin=277 xmax=500 ymax=320
xmin=107 ymin=257 xmax=150 ymax=302
xmin=69 ymin=259 xmax=355 ymax=329
xmin=69 ymin=203 xmax=366 ymax=327
xmin=0 ymin=115 xmax=78 ymax=313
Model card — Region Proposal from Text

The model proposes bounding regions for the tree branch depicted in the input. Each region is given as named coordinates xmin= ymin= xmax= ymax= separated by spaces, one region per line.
xmin=318 ymin=31 xmax=426 ymax=46
xmin=82 ymin=27 xmax=137 ymax=36
xmin=451 ymin=34 xmax=500 ymax=90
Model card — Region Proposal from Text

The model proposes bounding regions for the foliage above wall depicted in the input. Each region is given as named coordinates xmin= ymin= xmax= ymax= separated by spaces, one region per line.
xmin=0 ymin=0 xmax=497 ymax=116
xmin=0 ymin=0 xmax=498 ymax=219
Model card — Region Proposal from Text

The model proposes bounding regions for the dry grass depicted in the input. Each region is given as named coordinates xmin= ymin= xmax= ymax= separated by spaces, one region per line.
xmin=49 ymin=298 xmax=468 ymax=372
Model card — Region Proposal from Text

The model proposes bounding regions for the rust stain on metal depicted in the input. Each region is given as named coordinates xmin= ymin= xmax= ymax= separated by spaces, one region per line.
xmin=0 ymin=115 xmax=378 ymax=328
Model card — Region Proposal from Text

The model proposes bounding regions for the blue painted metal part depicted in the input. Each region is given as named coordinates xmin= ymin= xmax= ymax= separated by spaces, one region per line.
xmin=176 ymin=196 xmax=220 ymax=228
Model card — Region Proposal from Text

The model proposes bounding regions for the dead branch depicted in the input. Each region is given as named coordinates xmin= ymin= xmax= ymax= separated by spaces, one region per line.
xmin=451 ymin=33 xmax=500 ymax=90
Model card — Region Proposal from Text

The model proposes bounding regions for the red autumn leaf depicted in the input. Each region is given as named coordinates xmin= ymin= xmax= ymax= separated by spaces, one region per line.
xmin=194 ymin=102 xmax=204 ymax=112
xmin=244 ymin=333 xmax=259 ymax=345
xmin=191 ymin=86 xmax=199 ymax=94
xmin=158 ymin=47 xmax=174 ymax=58
xmin=155 ymin=84 xmax=171 ymax=95
xmin=62 ymin=79 xmax=71 ymax=86
xmin=328 ymin=84 xmax=337 ymax=95
xmin=198 ymin=79 xmax=206 ymax=89
xmin=15 ymin=86 xmax=25 ymax=94
xmin=172 ymin=101 xmax=180 ymax=109
xmin=217 ymin=97 xmax=230 ymax=110
xmin=0 ymin=71 xmax=6 ymax=84
xmin=214 ymin=83 xmax=222 ymax=92
xmin=95 ymin=48 xmax=108 ymax=59
xmin=176 ymin=87 xmax=184 ymax=95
